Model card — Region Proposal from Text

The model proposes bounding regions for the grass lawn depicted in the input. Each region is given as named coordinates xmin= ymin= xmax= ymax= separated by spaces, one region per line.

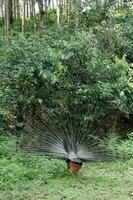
xmin=0 ymin=134 xmax=133 ymax=200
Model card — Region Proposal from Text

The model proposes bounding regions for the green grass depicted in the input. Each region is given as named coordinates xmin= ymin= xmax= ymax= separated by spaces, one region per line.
xmin=0 ymin=133 xmax=133 ymax=200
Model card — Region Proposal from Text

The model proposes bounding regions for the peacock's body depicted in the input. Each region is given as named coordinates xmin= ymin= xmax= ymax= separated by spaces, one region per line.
xmin=17 ymin=117 xmax=118 ymax=173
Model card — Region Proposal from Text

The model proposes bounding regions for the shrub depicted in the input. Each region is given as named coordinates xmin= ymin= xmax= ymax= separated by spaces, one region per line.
xmin=0 ymin=29 xmax=132 ymax=133
xmin=107 ymin=132 xmax=133 ymax=158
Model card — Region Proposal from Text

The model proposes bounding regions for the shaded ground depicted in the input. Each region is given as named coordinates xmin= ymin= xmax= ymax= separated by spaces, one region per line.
xmin=0 ymin=134 xmax=133 ymax=200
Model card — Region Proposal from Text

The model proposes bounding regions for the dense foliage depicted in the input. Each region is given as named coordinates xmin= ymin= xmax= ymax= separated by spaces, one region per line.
xmin=0 ymin=4 xmax=133 ymax=135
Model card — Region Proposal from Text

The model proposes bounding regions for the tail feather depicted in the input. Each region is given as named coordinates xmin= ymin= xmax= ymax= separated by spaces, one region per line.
xmin=16 ymin=117 xmax=119 ymax=162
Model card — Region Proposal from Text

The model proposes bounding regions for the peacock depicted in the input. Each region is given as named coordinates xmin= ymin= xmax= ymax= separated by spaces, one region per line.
xmin=17 ymin=116 xmax=119 ymax=173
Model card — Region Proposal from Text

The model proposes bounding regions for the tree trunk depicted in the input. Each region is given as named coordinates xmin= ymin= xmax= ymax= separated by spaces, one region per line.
xmin=0 ymin=0 xmax=4 ymax=34
xmin=10 ymin=0 xmax=13 ymax=25
xmin=16 ymin=0 xmax=20 ymax=18
xmin=22 ymin=0 xmax=25 ymax=33
xmin=4 ymin=0 xmax=13 ymax=35
xmin=1 ymin=0 xmax=4 ymax=24
xmin=13 ymin=0 xmax=16 ymax=19
xmin=37 ymin=0 xmax=44 ymax=30
xmin=30 ymin=0 xmax=36 ymax=31
xmin=56 ymin=0 xmax=61 ymax=31
xmin=30 ymin=0 xmax=33 ymax=19
xmin=75 ymin=0 xmax=81 ymax=27
xmin=26 ymin=0 xmax=28 ymax=17
xmin=66 ymin=0 xmax=70 ymax=22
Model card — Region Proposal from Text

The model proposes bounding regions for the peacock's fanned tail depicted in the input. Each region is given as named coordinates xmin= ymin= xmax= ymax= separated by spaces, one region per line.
xmin=16 ymin=117 xmax=118 ymax=164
